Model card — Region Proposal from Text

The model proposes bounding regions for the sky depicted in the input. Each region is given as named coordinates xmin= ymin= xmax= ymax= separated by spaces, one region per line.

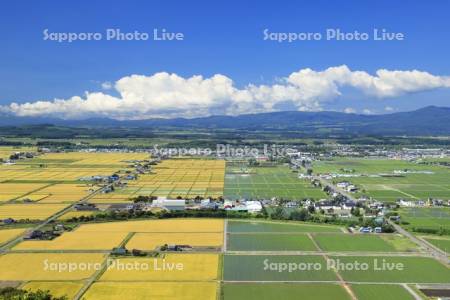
xmin=0 ymin=0 xmax=449 ymax=119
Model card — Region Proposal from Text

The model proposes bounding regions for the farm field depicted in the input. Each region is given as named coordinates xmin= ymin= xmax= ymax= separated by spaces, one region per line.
xmin=223 ymin=255 xmax=338 ymax=281
xmin=0 ymin=183 xmax=49 ymax=202
xmin=0 ymin=253 xmax=105 ymax=280
xmin=57 ymin=210 xmax=96 ymax=220
xmin=0 ymin=227 xmax=27 ymax=245
xmin=121 ymin=159 xmax=226 ymax=199
xmin=0 ymin=152 xmax=147 ymax=182
xmin=1 ymin=150 xmax=449 ymax=299
xmin=13 ymin=231 xmax=128 ymax=250
xmin=21 ymin=281 xmax=84 ymax=299
xmin=398 ymin=207 xmax=450 ymax=232
xmin=333 ymin=256 xmax=450 ymax=283
xmin=313 ymin=158 xmax=450 ymax=202
xmin=228 ymin=220 xmax=342 ymax=233
xmin=126 ymin=232 xmax=223 ymax=250
xmin=225 ymin=166 xmax=327 ymax=200
xmin=423 ymin=236 xmax=450 ymax=254
xmin=83 ymin=282 xmax=217 ymax=300
xmin=0 ymin=203 xmax=67 ymax=220
xmin=312 ymin=233 xmax=398 ymax=252
xmin=0 ymin=146 xmax=36 ymax=160
xmin=99 ymin=254 xmax=219 ymax=281
xmin=227 ymin=233 xmax=317 ymax=251
xmin=350 ymin=284 xmax=415 ymax=300
xmin=222 ymin=283 xmax=351 ymax=300
xmin=13 ymin=218 xmax=224 ymax=250
xmin=75 ymin=218 xmax=224 ymax=233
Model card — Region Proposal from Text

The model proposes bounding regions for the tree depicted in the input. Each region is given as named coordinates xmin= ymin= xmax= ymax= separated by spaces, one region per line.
xmin=271 ymin=207 xmax=286 ymax=220
xmin=290 ymin=208 xmax=310 ymax=221
xmin=307 ymin=205 xmax=315 ymax=214
xmin=0 ymin=287 xmax=67 ymax=300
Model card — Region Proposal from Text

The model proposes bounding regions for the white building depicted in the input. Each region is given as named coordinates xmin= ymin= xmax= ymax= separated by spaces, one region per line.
xmin=152 ymin=198 xmax=185 ymax=211
xmin=245 ymin=201 xmax=262 ymax=213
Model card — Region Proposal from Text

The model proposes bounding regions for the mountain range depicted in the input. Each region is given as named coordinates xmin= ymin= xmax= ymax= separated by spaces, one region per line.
xmin=0 ymin=106 xmax=449 ymax=136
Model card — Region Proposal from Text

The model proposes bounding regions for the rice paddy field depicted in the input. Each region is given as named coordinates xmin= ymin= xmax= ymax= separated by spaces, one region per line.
xmin=423 ymin=236 xmax=450 ymax=254
xmin=0 ymin=203 xmax=68 ymax=220
xmin=99 ymin=253 xmax=219 ymax=281
xmin=126 ymin=232 xmax=223 ymax=250
xmin=313 ymin=158 xmax=450 ymax=202
xmin=0 ymin=253 xmax=105 ymax=280
xmin=0 ymin=148 xmax=449 ymax=299
xmin=398 ymin=207 xmax=450 ymax=232
xmin=21 ymin=281 xmax=84 ymax=299
xmin=311 ymin=233 xmax=398 ymax=252
xmin=350 ymin=284 xmax=415 ymax=300
xmin=0 ymin=227 xmax=27 ymax=245
xmin=227 ymin=220 xmax=342 ymax=233
xmin=222 ymin=283 xmax=352 ymax=300
xmin=227 ymin=233 xmax=318 ymax=251
xmin=224 ymin=166 xmax=327 ymax=200
xmin=333 ymin=256 xmax=450 ymax=283
xmin=83 ymin=282 xmax=218 ymax=300
xmin=0 ymin=152 xmax=148 ymax=182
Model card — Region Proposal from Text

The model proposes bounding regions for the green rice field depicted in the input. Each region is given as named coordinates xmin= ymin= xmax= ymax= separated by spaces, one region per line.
xmin=351 ymin=284 xmax=415 ymax=300
xmin=227 ymin=220 xmax=342 ymax=233
xmin=224 ymin=166 xmax=327 ymax=200
xmin=313 ymin=158 xmax=450 ymax=202
xmin=333 ymin=256 xmax=450 ymax=283
xmin=312 ymin=233 xmax=398 ymax=252
xmin=227 ymin=233 xmax=317 ymax=251
xmin=223 ymin=283 xmax=351 ymax=300
xmin=423 ymin=237 xmax=450 ymax=253
xmin=223 ymin=255 xmax=338 ymax=281
xmin=398 ymin=207 xmax=450 ymax=232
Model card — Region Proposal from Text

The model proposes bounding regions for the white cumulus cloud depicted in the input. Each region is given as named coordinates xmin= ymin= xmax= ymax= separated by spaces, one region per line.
xmin=2 ymin=65 xmax=450 ymax=119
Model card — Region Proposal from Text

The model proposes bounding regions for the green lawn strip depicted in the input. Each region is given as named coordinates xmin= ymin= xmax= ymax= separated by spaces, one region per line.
xmin=350 ymin=284 xmax=415 ymax=300
xmin=312 ymin=233 xmax=398 ymax=252
xmin=332 ymin=256 xmax=450 ymax=283
xmin=227 ymin=233 xmax=317 ymax=251
xmin=223 ymin=283 xmax=351 ymax=300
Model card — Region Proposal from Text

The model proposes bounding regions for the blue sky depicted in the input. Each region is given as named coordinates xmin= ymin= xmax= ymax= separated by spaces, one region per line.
xmin=0 ymin=0 xmax=449 ymax=119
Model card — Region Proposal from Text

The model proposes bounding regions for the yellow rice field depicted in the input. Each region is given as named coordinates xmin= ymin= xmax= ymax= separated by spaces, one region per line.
xmin=0 ymin=228 xmax=27 ymax=245
xmin=0 ymin=253 xmax=105 ymax=280
xmin=13 ymin=231 xmax=128 ymax=251
xmin=21 ymin=281 xmax=84 ymax=299
xmin=0 ymin=204 xmax=68 ymax=220
xmin=57 ymin=210 xmax=96 ymax=220
xmin=121 ymin=159 xmax=226 ymax=199
xmin=75 ymin=218 xmax=224 ymax=233
xmin=36 ymin=152 xmax=150 ymax=165
xmin=99 ymin=253 xmax=219 ymax=281
xmin=83 ymin=282 xmax=217 ymax=300
xmin=29 ymin=183 xmax=93 ymax=203
xmin=126 ymin=232 xmax=223 ymax=250
xmin=0 ymin=183 xmax=48 ymax=202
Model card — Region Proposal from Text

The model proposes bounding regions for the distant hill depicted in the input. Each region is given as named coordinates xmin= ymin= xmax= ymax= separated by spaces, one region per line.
xmin=0 ymin=106 xmax=449 ymax=136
